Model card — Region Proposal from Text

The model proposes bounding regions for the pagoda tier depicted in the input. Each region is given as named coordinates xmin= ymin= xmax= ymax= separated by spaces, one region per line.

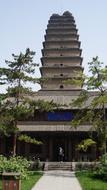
xmin=40 ymin=11 xmax=83 ymax=91
xmin=45 ymin=34 xmax=79 ymax=41
xmin=43 ymin=41 xmax=81 ymax=49
xmin=42 ymin=48 xmax=82 ymax=57
xmin=46 ymin=28 xmax=78 ymax=34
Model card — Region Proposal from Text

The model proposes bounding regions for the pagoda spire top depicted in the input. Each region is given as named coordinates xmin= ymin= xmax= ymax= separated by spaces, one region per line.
xmin=63 ymin=11 xmax=72 ymax=16
xmin=51 ymin=11 xmax=73 ymax=18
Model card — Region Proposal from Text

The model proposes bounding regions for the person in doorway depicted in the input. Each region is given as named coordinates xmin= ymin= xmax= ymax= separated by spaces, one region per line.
xmin=59 ymin=146 xmax=64 ymax=162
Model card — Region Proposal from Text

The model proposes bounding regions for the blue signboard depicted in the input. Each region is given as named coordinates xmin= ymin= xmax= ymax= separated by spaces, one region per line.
xmin=47 ymin=111 xmax=74 ymax=121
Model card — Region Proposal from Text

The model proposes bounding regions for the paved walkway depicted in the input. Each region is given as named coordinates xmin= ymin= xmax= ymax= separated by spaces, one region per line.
xmin=32 ymin=170 xmax=82 ymax=190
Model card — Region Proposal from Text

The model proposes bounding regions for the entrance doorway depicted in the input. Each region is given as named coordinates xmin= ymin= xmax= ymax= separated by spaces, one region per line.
xmin=53 ymin=138 xmax=68 ymax=161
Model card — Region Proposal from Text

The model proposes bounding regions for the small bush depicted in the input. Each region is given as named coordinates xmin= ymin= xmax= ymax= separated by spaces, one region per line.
xmin=94 ymin=153 xmax=107 ymax=181
xmin=0 ymin=155 xmax=30 ymax=179
xmin=30 ymin=158 xmax=43 ymax=171
xmin=75 ymin=162 xmax=83 ymax=170
xmin=75 ymin=162 xmax=99 ymax=171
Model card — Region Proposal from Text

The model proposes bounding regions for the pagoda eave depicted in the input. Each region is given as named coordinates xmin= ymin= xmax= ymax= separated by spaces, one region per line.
xmin=41 ymin=56 xmax=83 ymax=64
xmin=45 ymin=33 xmax=78 ymax=37
xmin=41 ymin=48 xmax=82 ymax=56
xmin=40 ymin=65 xmax=84 ymax=70
xmin=43 ymin=40 xmax=81 ymax=48
xmin=47 ymin=23 xmax=76 ymax=27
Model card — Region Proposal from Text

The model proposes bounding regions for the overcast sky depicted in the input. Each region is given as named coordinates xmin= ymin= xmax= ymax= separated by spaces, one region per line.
xmin=0 ymin=0 xmax=107 ymax=92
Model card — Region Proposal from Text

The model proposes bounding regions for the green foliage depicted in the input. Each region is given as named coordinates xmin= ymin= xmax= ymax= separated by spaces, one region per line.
xmin=0 ymin=94 xmax=7 ymax=103
xmin=0 ymin=48 xmax=39 ymax=105
xmin=11 ymin=105 xmax=33 ymax=121
xmin=94 ymin=153 xmax=107 ymax=180
xmin=0 ymin=49 xmax=61 ymax=137
xmin=0 ymin=49 xmax=41 ymax=155
xmin=0 ymin=155 xmax=30 ymax=179
xmin=71 ymin=57 xmax=107 ymax=154
xmin=28 ymin=99 xmax=61 ymax=112
xmin=76 ymin=171 xmax=107 ymax=190
xmin=0 ymin=108 xmax=18 ymax=136
xmin=7 ymin=86 xmax=32 ymax=97
xmin=75 ymin=162 xmax=98 ymax=171
xmin=101 ymin=153 xmax=107 ymax=165
xmin=64 ymin=71 xmax=85 ymax=87
xmin=87 ymin=56 xmax=106 ymax=91
xmin=21 ymin=171 xmax=43 ymax=190
xmin=77 ymin=138 xmax=96 ymax=152
xmin=30 ymin=159 xmax=42 ymax=171
xmin=18 ymin=135 xmax=42 ymax=145
xmin=5 ymin=48 xmax=37 ymax=81
xmin=71 ymin=90 xmax=89 ymax=108
xmin=0 ymin=48 xmax=38 ymax=88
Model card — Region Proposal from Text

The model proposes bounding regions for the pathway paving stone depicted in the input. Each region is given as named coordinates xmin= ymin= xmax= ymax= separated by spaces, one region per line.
xmin=32 ymin=170 xmax=82 ymax=190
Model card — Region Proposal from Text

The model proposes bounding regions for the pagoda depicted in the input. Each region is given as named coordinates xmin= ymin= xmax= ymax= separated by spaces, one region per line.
xmin=16 ymin=11 xmax=97 ymax=162
xmin=40 ymin=11 xmax=83 ymax=91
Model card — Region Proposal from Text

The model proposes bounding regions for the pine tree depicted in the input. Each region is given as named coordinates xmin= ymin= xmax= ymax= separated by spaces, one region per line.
xmin=0 ymin=48 xmax=40 ymax=155
xmin=0 ymin=48 xmax=61 ymax=156
xmin=71 ymin=57 xmax=107 ymax=155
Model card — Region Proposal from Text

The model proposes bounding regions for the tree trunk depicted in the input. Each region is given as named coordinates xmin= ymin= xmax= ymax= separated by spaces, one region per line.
xmin=102 ymin=101 xmax=106 ymax=155
xmin=103 ymin=103 xmax=106 ymax=154
xmin=13 ymin=133 xmax=17 ymax=156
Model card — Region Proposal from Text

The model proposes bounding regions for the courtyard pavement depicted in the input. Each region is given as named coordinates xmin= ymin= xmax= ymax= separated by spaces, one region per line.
xmin=31 ymin=170 xmax=82 ymax=190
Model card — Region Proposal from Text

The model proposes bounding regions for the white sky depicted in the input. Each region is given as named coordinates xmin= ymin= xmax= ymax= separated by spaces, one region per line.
xmin=0 ymin=0 xmax=107 ymax=92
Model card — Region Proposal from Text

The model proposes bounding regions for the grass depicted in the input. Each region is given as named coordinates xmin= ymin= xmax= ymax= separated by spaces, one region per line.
xmin=22 ymin=171 xmax=43 ymax=190
xmin=0 ymin=177 xmax=1 ymax=190
xmin=0 ymin=171 xmax=43 ymax=190
xmin=76 ymin=171 xmax=107 ymax=190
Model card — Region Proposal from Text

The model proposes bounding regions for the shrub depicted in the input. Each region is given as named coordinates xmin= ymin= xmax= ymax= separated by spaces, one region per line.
xmin=75 ymin=162 xmax=99 ymax=171
xmin=0 ymin=155 xmax=30 ymax=179
xmin=93 ymin=153 xmax=107 ymax=181
xmin=30 ymin=158 xmax=43 ymax=171
xmin=75 ymin=162 xmax=83 ymax=170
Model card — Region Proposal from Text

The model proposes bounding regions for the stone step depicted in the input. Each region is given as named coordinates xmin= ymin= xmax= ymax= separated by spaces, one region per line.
xmin=48 ymin=168 xmax=71 ymax=170
xmin=44 ymin=162 xmax=72 ymax=171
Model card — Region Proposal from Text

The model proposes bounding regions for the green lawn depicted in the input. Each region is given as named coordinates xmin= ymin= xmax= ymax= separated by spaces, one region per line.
xmin=0 ymin=177 xmax=1 ymax=190
xmin=76 ymin=171 xmax=107 ymax=190
xmin=22 ymin=171 xmax=43 ymax=190
xmin=0 ymin=171 xmax=43 ymax=190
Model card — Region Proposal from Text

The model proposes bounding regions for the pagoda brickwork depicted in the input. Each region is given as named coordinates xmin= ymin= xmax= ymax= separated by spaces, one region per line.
xmin=40 ymin=11 xmax=83 ymax=91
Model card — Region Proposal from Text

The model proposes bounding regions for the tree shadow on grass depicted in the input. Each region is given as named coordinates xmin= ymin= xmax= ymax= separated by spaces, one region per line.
xmin=0 ymin=175 xmax=2 ymax=190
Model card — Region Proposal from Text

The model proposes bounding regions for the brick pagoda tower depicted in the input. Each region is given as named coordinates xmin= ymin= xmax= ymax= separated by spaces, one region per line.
xmin=40 ymin=11 xmax=83 ymax=91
